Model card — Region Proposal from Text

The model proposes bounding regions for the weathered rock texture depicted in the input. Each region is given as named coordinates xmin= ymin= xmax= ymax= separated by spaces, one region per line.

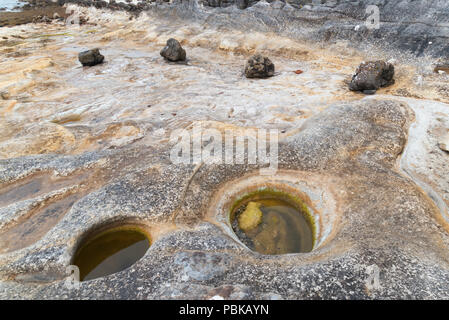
xmin=0 ymin=0 xmax=447 ymax=301
xmin=78 ymin=48 xmax=104 ymax=67
xmin=55 ymin=0 xmax=449 ymax=58
xmin=1 ymin=99 xmax=449 ymax=299
xmin=160 ymin=38 xmax=186 ymax=62
xmin=349 ymin=60 xmax=394 ymax=93
xmin=244 ymin=54 xmax=275 ymax=78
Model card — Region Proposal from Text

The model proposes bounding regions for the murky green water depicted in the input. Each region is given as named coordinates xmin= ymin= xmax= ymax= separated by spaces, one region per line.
xmin=232 ymin=198 xmax=314 ymax=255
xmin=73 ymin=227 xmax=150 ymax=281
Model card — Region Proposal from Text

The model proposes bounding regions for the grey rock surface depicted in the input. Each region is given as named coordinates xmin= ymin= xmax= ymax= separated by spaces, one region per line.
xmin=3 ymin=0 xmax=449 ymax=301
xmin=57 ymin=0 xmax=449 ymax=57
xmin=1 ymin=99 xmax=449 ymax=299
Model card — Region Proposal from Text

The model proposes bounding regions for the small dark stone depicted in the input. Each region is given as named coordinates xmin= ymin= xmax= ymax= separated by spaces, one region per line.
xmin=349 ymin=61 xmax=395 ymax=92
xmin=207 ymin=0 xmax=221 ymax=7
xmin=94 ymin=1 xmax=108 ymax=8
xmin=160 ymin=38 xmax=186 ymax=62
xmin=236 ymin=0 xmax=248 ymax=9
xmin=363 ymin=89 xmax=377 ymax=95
xmin=78 ymin=48 xmax=104 ymax=67
xmin=244 ymin=54 xmax=275 ymax=78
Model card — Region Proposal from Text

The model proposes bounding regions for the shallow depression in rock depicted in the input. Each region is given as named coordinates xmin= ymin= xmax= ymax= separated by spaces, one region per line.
xmin=73 ymin=226 xmax=151 ymax=281
xmin=231 ymin=192 xmax=314 ymax=255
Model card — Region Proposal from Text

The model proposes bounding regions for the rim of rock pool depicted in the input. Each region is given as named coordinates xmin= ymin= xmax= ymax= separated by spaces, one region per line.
xmin=71 ymin=222 xmax=152 ymax=282
xmin=208 ymin=172 xmax=338 ymax=255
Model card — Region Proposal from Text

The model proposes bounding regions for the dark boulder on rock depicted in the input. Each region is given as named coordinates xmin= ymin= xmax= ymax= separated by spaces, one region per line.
xmin=78 ymin=48 xmax=104 ymax=67
xmin=160 ymin=38 xmax=186 ymax=62
xmin=244 ymin=54 xmax=275 ymax=78
xmin=349 ymin=61 xmax=395 ymax=94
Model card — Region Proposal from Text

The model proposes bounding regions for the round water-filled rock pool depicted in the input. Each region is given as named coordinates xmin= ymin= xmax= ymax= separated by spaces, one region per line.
xmin=73 ymin=225 xmax=151 ymax=281
xmin=230 ymin=190 xmax=315 ymax=255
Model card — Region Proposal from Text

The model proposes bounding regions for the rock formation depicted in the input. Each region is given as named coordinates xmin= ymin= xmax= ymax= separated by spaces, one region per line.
xmin=78 ymin=48 xmax=104 ymax=67
xmin=160 ymin=38 xmax=186 ymax=62
xmin=51 ymin=0 xmax=449 ymax=57
xmin=349 ymin=61 xmax=395 ymax=94
xmin=0 ymin=0 xmax=448 ymax=301
xmin=244 ymin=54 xmax=275 ymax=78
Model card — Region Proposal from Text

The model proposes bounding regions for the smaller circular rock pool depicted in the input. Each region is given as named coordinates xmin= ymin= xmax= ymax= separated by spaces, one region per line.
xmin=230 ymin=190 xmax=315 ymax=255
xmin=73 ymin=225 xmax=151 ymax=281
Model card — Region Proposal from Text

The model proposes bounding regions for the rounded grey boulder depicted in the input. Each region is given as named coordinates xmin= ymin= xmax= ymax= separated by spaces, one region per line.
xmin=160 ymin=38 xmax=186 ymax=62
xmin=78 ymin=48 xmax=104 ymax=67
xmin=349 ymin=61 xmax=395 ymax=93
xmin=244 ymin=54 xmax=275 ymax=78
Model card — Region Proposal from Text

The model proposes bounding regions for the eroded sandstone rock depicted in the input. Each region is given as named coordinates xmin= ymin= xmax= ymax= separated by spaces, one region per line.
xmin=349 ymin=61 xmax=395 ymax=94
xmin=245 ymin=54 xmax=275 ymax=78
xmin=78 ymin=48 xmax=104 ymax=67
xmin=160 ymin=38 xmax=186 ymax=62
xmin=1 ymin=100 xmax=449 ymax=299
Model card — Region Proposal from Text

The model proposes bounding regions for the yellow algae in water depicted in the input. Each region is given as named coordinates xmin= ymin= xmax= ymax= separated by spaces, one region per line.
xmin=231 ymin=193 xmax=315 ymax=255
xmin=238 ymin=201 xmax=263 ymax=231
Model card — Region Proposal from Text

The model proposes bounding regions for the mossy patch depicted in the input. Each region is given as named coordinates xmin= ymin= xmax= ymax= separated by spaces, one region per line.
xmin=238 ymin=201 xmax=263 ymax=231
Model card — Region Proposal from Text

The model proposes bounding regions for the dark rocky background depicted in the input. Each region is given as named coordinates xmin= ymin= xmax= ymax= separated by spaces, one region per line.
xmin=22 ymin=0 xmax=448 ymax=58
